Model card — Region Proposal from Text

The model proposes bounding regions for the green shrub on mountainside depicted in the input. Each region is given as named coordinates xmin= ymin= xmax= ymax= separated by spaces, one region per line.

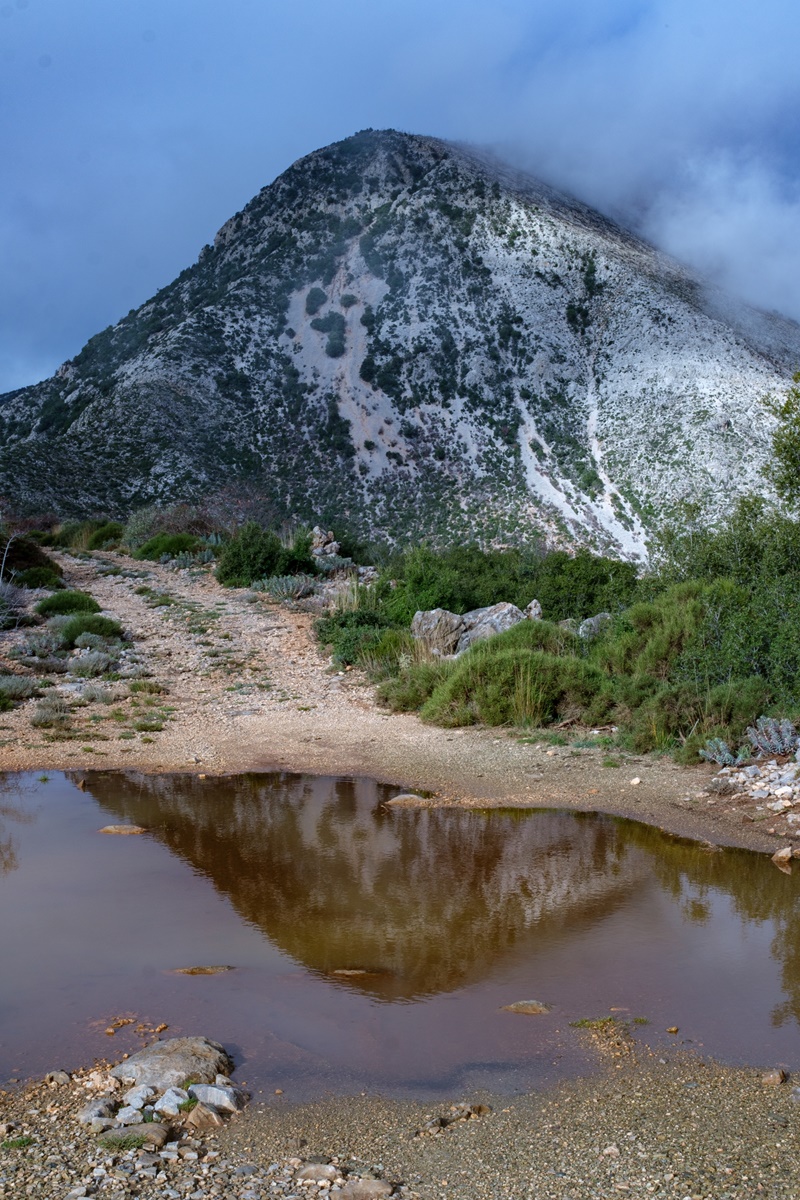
xmin=374 ymin=544 xmax=637 ymax=625
xmin=216 ymin=523 xmax=314 ymax=587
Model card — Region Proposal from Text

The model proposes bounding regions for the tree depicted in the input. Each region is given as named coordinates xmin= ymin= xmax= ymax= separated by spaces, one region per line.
xmin=768 ymin=371 xmax=800 ymax=506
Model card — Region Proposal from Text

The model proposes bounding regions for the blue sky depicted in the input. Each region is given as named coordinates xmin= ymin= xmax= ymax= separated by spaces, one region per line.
xmin=2 ymin=0 xmax=800 ymax=391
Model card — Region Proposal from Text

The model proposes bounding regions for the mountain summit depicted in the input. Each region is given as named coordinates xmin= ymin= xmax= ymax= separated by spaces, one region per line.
xmin=2 ymin=129 xmax=798 ymax=555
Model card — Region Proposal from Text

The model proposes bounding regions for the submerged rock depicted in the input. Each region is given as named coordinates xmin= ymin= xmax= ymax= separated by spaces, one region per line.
xmin=502 ymin=999 xmax=552 ymax=1015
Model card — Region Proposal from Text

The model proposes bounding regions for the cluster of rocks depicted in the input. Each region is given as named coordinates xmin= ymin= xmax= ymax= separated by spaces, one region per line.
xmin=410 ymin=601 xmax=542 ymax=657
xmin=76 ymin=1037 xmax=248 ymax=1143
xmin=310 ymin=528 xmax=341 ymax=559
xmin=709 ymin=757 xmax=800 ymax=866
xmin=411 ymin=602 xmax=612 ymax=658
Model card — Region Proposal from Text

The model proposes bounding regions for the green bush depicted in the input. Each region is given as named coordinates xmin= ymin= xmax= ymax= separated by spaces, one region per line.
xmin=15 ymin=567 xmax=65 ymax=590
xmin=87 ymin=521 xmax=124 ymax=550
xmin=59 ymin=614 xmax=123 ymax=648
xmin=36 ymin=590 xmax=101 ymax=616
xmin=48 ymin=520 xmax=108 ymax=550
xmin=419 ymin=647 xmax=606 ymax=728
xmin=1 ymin=535 xmax=62 ymax=579
xmin=216 ymin=524 xmax=314 ymax=587
xmin=314 ymin=607 xmax=396 ymax=665
xmin=134 ymin=532 xmax=201 ymax=561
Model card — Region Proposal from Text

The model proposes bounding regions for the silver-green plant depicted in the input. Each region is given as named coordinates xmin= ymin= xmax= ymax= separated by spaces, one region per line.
xmin=698 ymin=737 xmax=750 ymax=767
xmin=254 ymin=573 xmax=317 ymax=601
xmin=745 ymin=716 xmax=798 ymax=757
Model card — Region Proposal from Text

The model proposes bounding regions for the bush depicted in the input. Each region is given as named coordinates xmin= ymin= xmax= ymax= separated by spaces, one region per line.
xmin=315 ymin=607 xmax=396 ymax=665
xmin=1 ymin=535 xmax=62 ymax=580
xmin=69 ymin=651 xmax=115 ymax=677
xmin=59 ymin=614 xmax=123 ymax=648
xmin=419 ymin=648 xmax=607 ymax=728
xmin=87 ymin=521 xmax=124 ymax=550
xmin=305 ymin=287 xmax=327 ymax=315
xmin=15 ymin=567 xmax=65 ymax=590
xmin=134 ymin=533 xmax=201 ymax=561
xmin=48 ymin=520 xmax=108 ymax=551
xmin=216 ymin=524 xmax=314 ymax=588
xmin=0 ymin=675 xmax=39 ymax=701
xmin=36 ymin=591 xmax=100 ymax=617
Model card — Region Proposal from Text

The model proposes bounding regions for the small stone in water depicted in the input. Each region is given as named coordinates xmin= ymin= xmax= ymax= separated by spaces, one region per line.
xmin=501 ymin=1000 xmax=552 ymax=1015
xmin=98 ymin=825 xmax=147 ymax=835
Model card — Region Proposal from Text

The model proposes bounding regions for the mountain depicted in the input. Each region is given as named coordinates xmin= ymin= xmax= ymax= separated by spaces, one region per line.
xmin=2 ymin=128 xmax=798 ymax=557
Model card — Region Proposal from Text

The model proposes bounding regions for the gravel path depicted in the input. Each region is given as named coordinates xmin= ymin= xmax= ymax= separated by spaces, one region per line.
xmin=0 ymin=551 xmax=794 ymax=856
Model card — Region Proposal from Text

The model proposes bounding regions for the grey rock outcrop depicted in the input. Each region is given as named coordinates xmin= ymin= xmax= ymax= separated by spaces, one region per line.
xmin=412 ymin=600 xmax=539 ymax=656
xmin=108 ymin=1036 xmax=232 ymax=1091
xmin=455 ymin=602 xmax=527 ymax=654
xmin=578 ymin=612 xmax=612 ymax=640
xmin=410 ymin=608 xmax=466 ymax=655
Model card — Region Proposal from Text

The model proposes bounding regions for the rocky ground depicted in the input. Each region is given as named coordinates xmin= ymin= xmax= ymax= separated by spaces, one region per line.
xmin=2 ymin=553 xmax=800 ymax=1197
xmin=2 ymin=1047 xmax=799 ymax=1199
xmin=0 ymin=549 xmax=798 ymax=860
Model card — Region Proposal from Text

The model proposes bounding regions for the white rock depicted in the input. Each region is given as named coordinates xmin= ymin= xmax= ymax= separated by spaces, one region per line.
xmin=188 ymin=1082 xmax=248 ymax=1112
xmin=116 ymin=1105 xmax=145 ymax=1125
xmin=154 ymin=1087 xmax=189 ymax=1118
xmin=123 ymin=1084 xmax=155 ymax=1109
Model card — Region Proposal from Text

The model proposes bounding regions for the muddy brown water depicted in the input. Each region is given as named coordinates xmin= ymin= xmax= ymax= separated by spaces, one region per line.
xmin=0 ymin=770 xmax=798 ymax=1098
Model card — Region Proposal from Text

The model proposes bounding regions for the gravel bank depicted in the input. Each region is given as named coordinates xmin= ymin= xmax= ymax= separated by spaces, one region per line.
xmin=3 ymin=1051 xmax=799 ymax=1199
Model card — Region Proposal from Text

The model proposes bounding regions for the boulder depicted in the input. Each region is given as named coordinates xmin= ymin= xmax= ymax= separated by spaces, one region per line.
xmin=77 ymin=1098 xmax=117 ymax=1125
xmin=577 ymin=612 xmax=612 ymax=640
xmin=410 ymin=608 xmax=465 ymax=654
xmin=525 ymin=599 xmax=543 ymax=621
xmin=455 ymin=602 xmax=526 ymax=654
xmin=108 ymin=1036 xmax=232 ymax=1091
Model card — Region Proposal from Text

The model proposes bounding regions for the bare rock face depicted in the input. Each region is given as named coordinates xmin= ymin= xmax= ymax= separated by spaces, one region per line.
xmin=108 ymin=1037 xmax=232 ymax=1091
xmin=455 ymin=602 xmax=527 ymax=654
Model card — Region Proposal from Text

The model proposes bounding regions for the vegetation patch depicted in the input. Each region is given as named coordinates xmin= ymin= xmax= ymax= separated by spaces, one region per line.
xmin=36 ymin=590 xmax=101 ymax=617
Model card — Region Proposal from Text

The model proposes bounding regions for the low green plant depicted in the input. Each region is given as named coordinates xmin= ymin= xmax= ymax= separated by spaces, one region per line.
xmin=59 ymin=614 xmax=123 ymax=648
xmin=1 ymin=1135 xmax=34 ymax=1150
xmin=0 ymin=675 xmax=39 ymax=701
xmin=15 ymin=567 xmax=65 ymax=590
xmin=36 ymin=590 xmax=100 ymax=617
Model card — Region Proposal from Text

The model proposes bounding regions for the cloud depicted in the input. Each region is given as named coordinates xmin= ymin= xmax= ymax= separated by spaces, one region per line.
xmin=1 ymin=0 xmax=800 ymax=391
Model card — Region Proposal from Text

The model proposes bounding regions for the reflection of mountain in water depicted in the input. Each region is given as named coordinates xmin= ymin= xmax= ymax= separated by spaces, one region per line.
xmin=80 ymin=771 xmax=650 ymax=1000
xmin=0 ymin=774 xmax=36 ymax=875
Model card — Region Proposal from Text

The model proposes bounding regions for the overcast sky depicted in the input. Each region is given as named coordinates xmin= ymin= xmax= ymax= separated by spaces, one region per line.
xmin=2 ymin=0 xmax=799 ymax=392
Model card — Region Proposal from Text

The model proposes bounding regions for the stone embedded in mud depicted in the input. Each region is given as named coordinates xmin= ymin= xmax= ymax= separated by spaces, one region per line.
xmin=339 ymin=1180 xmax=394 ymax=1200
xmin=77 ymin=1098 xmax=117 ymax=1125
xmin=99 ymin=1122 xmax=170 ymax=1148
xmin=109 ymin=1035 xmax=232 ymax=1090
xmin=761 ymin=1068 xmax=788 ymax=1086
xmin=501 ymin=999 xmax=552 ymax=1015
xmin=185 ymin=1101 xmax=226 ymax=1131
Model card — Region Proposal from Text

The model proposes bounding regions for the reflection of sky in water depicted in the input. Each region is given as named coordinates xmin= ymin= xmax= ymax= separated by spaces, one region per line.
xmin=0 ymin=771 xmax=797 ymax=1095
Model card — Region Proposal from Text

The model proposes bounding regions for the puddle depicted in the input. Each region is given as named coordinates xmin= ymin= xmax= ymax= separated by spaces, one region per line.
xmin=0 ymin=770 xmax=797 ymax=1097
